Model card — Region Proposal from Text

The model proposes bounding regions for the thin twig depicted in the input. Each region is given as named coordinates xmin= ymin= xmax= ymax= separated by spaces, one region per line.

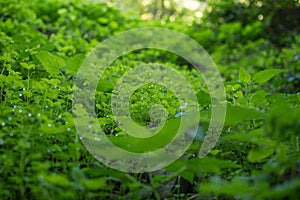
xmin=186 ymin=194 xmax=199 ymax=200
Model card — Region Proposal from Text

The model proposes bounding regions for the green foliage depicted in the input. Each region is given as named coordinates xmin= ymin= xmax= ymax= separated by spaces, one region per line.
xmin=252 ymin=69 xmax=285 ymax=84
xmin=0 ymin=0 xmax=299 ymax=199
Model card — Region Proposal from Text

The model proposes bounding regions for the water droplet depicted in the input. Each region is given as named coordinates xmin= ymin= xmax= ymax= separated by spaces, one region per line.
xmin=23 ymin=88 xmax=26 ymax=91
xmin=115 ymin=134 xmax=119 ymax=137
xmin=79 ymin=137 xmax=83 ymax=140
xmin=9 ymin=133 xmax=14 ymax=137
xmin=48 ymin=124 xmax=51 ymax=127
xmin=0 ymin=139 xmax=4 ymax=145
xmin=1 ymin=122 xmax=5 ymax=126
xmin=58 ymin=115 xmax=61 ymax=118
xmin=19 ymin=93 xmax=22 ymax=97
xmin=88 ymin=125 xmax=92 ymax=129
xmin=67 ymin=128 xmax=71 ymax=131
xmin=8 ymin=117 xmax=12 ymax=121
xmin=37 ymin=113 xmax=41 ymax=117
xmin=28 ymin=113 xmax=32 ymax=117
xmin=18 ymin=110 xmax=22 ymax=113
xmin=94 ymin=137 xmax=101 ymax=141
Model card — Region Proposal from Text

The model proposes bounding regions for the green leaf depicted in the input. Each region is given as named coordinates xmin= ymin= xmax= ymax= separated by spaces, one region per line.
xmin=225 ymin=104 xmax=265 ymax=125
xmin=98 ymin=118 xmax=112 ymax=125
xmin=252 ymin=69 xmax=285 ymax=84
xmin=239 ymin=68 xmax=251 ymax=83
xmin=81 ymin=178 xmax=106 ymax=190
xmin=46 ymin=174 xmax=70 ymax=187
xmin=196 ymin=90 xmax=211 ymax=105
xmin=97 ymin=80 xmax=115 ymax=92
xmin=36 ymin=51 xmax=65 ymax=76
xmin=250 ymin=90 xmax=267 ymax=107
xmin=20 ymin=62 xmax=34 ymax=70
xmin=186 ymin=158 xmax=240 ymax=173
xmin=180 ymin=171 xmax=194 ymax=183
xmin=248 ymin=147 xmax=274 ymax=162
xmin=66 ymin=54 xmax=85 ymax=75
xmin=200 ymin=176 xmax=258 ymax=197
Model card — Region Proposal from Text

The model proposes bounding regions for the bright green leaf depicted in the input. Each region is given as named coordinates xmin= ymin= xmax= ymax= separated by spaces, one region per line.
xmin=225 ymin=104 xmax=265 ymax=125
xmin=36 ymin=51 xmax=65 ymax=76
xmin=239 ymin=68 xmax=251 ymax=83
xmin=81 ymin=178 xmax=106 ymax=190
xmin=66 ymin=54 xmax=85 ymax=75
xmin=252 ymin=69 xmax=285 ymax=84
xmin=248 ymin=147 xmax=274 ymax=162
xmin=46 ymin=174 xmax=70 ymax=187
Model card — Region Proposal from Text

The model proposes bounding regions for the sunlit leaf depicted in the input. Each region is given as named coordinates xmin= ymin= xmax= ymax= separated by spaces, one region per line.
xmin=252 ymin=69 xmax=285 ymax=84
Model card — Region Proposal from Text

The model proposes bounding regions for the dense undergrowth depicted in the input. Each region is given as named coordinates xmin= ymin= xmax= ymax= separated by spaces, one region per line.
xmin=0 ymin=0 xmax=300 ymax=199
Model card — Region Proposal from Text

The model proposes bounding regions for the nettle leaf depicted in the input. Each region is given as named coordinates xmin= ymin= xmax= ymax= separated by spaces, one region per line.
xmin=226 ymin=129 xmax=276 ymax=146
xmin=200 ymin=176 xmax=257 ymax=197
xmin=250 ymin=90 xmax=267 ymax=107
xmin=98 ymin=117 xmax=112 ymax=125
xmin=239 ymin=68 xmax=251 ymax=83
xmin=45 ymin=174 xmax=70 ymax=187
xmin=180 ymin=171 xmax=194 ymax=184
xmin=81 ymin=178 xmax=106 ymax=190
xmin=248 ymin=147 xmax=274 ymax=162
xmin=252 ymin=69 xmax=285 ymax=84
xmin=184 ymin=158 xmax=240 ymax=174
xmin=20 ymin=62 xmax=34 ymax=70
xmin=97 ymin=80 xmax=114 ymax=92
xmin=225 ymin=104 xmax=265 ymax=125
xmin=36 ymin=51 xmax=65 ymax=76
xmin=196 ymin=90 xmax=211 ymax=105
xmin=66 ymin=54 xmax=85 ymax=75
